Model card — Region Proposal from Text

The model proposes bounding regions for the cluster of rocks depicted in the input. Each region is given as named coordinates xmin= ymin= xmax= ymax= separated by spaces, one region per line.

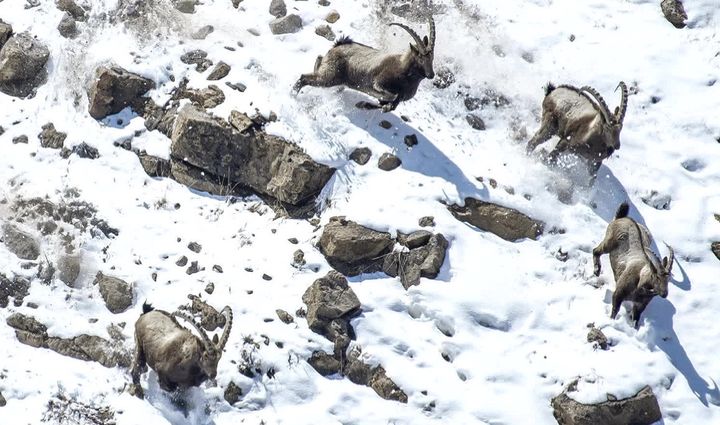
xmin=552 ymin=383 xmax=662 ymax=425
xmin=303 ymin=271 xmax=407 ymax=403
xmin=0 ymin=21 xmax=49 ymax=97
xmin=317 ymin=217 xmax=448 ymax=289
xmin=57 ymin=0 xmax=88 ymax=39
xmin=6 ymin=312 xmax=131 ymax=368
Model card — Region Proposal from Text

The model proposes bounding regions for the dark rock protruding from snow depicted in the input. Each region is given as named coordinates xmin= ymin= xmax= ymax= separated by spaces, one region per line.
xmin=378 ymin=153 xmax=402 ymax=171
xmin=269 ymin=0 xmax=287 ymax=18
xmin=383 ymin=233 xmax=448 ymax=289
xmin=57 ymin=254 xmax=81 ymax=287
xmin=58 ymin=12 xmax=78 ymax=38
xmin=169 ymin=105 xmax=335 ymax=207
xmin=448 ymin=198 xmax=544 ymax=241
xmin=551 ymin=385 xmax=661 ymax=425
xmin=0 ymin=274 xmax=30 ymax=308
xmin=94 ymin=272 xmax=133 ymax=314
xmin=57 ymin=0 xmax=87 ymax=21
xmin=207 ymin=62 xmax=231 ymax=81
xmin=6 ymin=313 xmax=130 ymax=367
xmin=0 ymin=20 xmax=12 ymax=48
xmin=586 ymin=325 xmax=608 ymax=350
xmin=269 ymin=14 xmax=303 ymax=35
xmin=317 ymin=217 xmax=394 ymax=276
xmin=307 ymin=351 xmax=340 ymax=376
xmin=711 ymin=242 xmax=720 ymax=261
xmin=345 ymin=349 xmax=408 ymax=403
xmin=2 ymin=223 xmax=40 ymax=260
xmin=349 ymin=147 xmax=372 ymax=165
xmin=661 ymin=0 xmax=687 ymax=28
xmin=0 ymin=33 xmax=50 ymax=97
xmin=88 ymin=66 xmax=155 ymax=119
xmin=187 ymin=294 xmax=226 ymax=331
xmin=224 ymin=381 xmax=242 ymax=405
xmin=38 ymin=123 xmax=67 ymax=149
xmin=302 ymin=270 xmax=361 ymax=335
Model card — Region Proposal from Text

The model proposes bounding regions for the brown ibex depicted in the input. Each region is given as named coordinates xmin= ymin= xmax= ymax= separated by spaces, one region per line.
xmin=593 ymin=203 xmax=674 ymax=327
xmin=527 ymin=82 xmax=628 ymax=176
xmin=293 ymin=17 xmax=436 ymax=112
xmin=130 ymin=302 xmax=232 ymax=398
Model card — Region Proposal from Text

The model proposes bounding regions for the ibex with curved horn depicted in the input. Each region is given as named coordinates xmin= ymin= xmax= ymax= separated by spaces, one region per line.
xmin=130 ymin=302 xmax=233 ymax=398
xmin=593 ymin=202 xmax=674 ymax=327
xmin=293 ymin=17 xmax=436 ymax=112
xmin=527 ymin=81 xmax=629 ymax=176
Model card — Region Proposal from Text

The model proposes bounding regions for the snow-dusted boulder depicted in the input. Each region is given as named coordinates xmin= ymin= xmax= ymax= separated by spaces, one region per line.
xmin=552 ymin=385 xmax=661 ymax=425
xmin=1 ymin=223 xmax=40 ymax=260
xmin=0 ymin=33 xmax=49 ymax=97
xmin=95 ymin=272 xmax=134 ymax=314
xmin=448 ymin=197 xmax=544 ymax=241
xmin=317 ymin=217 xmax=394 ymax=276
xmin=87 ymin=66 xmax=155 ymax=119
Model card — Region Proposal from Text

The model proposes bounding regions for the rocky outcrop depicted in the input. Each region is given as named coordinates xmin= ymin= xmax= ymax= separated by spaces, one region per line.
xmin=2 ymin=223 xmax=40 ymax=260
xmin=0 ymin=33 xmax=50 ymax=97
xmin=317 ymin=217 xmax=394 ymax=276
xmin=6 ymin=313 xmax=131 ymax=367
xmin=551 ymin=385 xmax=661 ymax=425
xmin=448 ymin=198 xmax=544 ymax=241
xmin=0 ymin=274 xmax=30 ymax=308
xmin=88 ymin=66 xmax=155 ymax=119
xmin=383 ymin=232 xmax=448 ymax=289
xmin=94 ymin=272 xmax=133 ymax=314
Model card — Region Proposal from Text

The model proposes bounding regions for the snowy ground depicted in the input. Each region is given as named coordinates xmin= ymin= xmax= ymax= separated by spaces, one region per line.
xmin=1 ymin=0 xmax=719 ymax=423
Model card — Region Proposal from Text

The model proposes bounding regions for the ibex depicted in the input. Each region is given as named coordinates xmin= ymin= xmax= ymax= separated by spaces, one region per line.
xmin=593 ymin=203 xmax=674 ymax=327
xmin=527 ymin=82 xmax=628 ymax=176
xmin=130 ymin=302 xmax=232 ymax=398
xmin=293 ymin=17 xmax=436 ymax=112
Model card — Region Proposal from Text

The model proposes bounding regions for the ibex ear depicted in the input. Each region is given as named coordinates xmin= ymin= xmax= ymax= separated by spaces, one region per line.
xmin=614 ymin=106 xmax=619 ymax=115
xmin=662 ymin=256 xmax=669 ymax=269
xmin=212 ymin=334 xmax=219 ymax=344
xmin=423 ymin=35 xmax=429 ymax=46
xmin=409 ymin=43 xmax=418 ymax=53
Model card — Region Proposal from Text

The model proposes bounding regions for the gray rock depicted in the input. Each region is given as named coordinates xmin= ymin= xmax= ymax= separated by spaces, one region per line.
xmin=207 ymin=61 xmax=231 ymax=81
xmin=269 ymin=14 xmax=303 ymax=35
xmin=88 ymin=66 xmax=155 ymax=119
xmin=58 ymin=12 xmax=78 ymax=38
xmin=138 ymin=154 xmax=171 ymax=177
xmin=170 ymin=105 xmax=335 ymax=206
xmin=228 ymin=110 xmax=254 ymax=133
xmin=378 ymin=153 xmax=401 ymax=171
xmin=345 ymin=352 xmax=407 ymax=403
xmin=350 ymin=147 xmax=371 ymax=165
xmin=188 ymin=241 xmax=202 ymax=253
xmin=181 ymin=84 xmax=225 ymax=109
xmin=404 ymin=134 xmax=418 ymax=147
xmin=325 ymin=10 xmax=340 ymax=23
xmin=661 ymin=0 xmax=687 ymax=29
xmin=383 ymin=233 xmax=447 ymax=289
xmin=191 ymin=25 xmax=214 ymax=40
xmin=466 ymin=113 xmax=486 ymax=130
xmin=225 ymin=81 xmax=247 ymax=92
xmin=552 ymin=385 xmax=661 ymax=425
xmin=12 ymin=135 xmax=28 ymax=144
xmin=0 ymin=20 xmax=12 ymax=48
xmin=293 ymin=249 xmax=306 ymax=267
xmin=232 ymin=0 xmax=242 ymax=8
xmin=72 ymin=142 xmax=100 ymax=159
xmin=180 ymin=49 xmax=213 ymax=72
xmin=317 ymin=217 xmax=394 ymax=276
xmin=57 ymin=0 xmax=86 ymax=20
xmin=173 ymin=0 xmax=197 ymax=13
xmin=269 ymin=0 xmax=287 ymax=18
xmin=712 ymin=242 xmax=720 ymax=261
xmin=307 ymin=350 xmax=340 ymax=376
xmin=94 ymin=272 xmax=133 ymax=314
xmin=57 ymin=254 xmax=81 ymax=286
xmin=0 ymin=33 xmax=50 ymax=97
xmin=315 ymin=24 xmax=335 ymax=41
xmin=0 ymin=274 xmax=30 ymax=308
xmin=448 ymin=197 xmax=544 ymax=241
xmin=432 ymin=66 xmax=455 ymax=89
xmin=0 ymin=390 xmax=5 ymax=407
xmin=276 ymin=309 xmax=294 ymax=324
xmin=418 ymin=216 xmax=435 ymax=227
xmin=38 ymin=123 xmax=67 ymax=149
xmin=302 ymin=270 xmax=361 ymax=333
xmin=224 ymin=381 xmax=242 ymax=405
xmin=2 ymin=223 xmax=40 ymax=260
xmin=397 ymin=230 xmax=432 ymax=249
xmin=587 ymin=325 xmax=608 ymax=350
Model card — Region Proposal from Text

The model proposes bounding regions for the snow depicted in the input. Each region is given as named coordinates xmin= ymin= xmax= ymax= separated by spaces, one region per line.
xmin=0 ymin=0 xmax=719 ymax=423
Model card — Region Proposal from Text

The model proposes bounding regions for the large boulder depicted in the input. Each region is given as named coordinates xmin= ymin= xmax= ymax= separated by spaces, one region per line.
xmin=94 ymin=272 xmax=133 ymax=314
xmin=551 ymin=385 xmax=661 ymax=425
xmin=448 ymin=198 xmax=544 ymax=241
xmin=88 ymin=66 xmax=155 ymax=119
xmin=0 ymin=33 xmax=50 ymax=97
xmin=317 ymin=217 xmax=394 ymax=276
xmin=170 ymin=105 xmax=334 ymax=206
xmin=302 ymin=270 xmax=361 ymax=334
xmin=2 ymin=223 xmax=40 ymax=260
xmin=269 ymin=14 xmax=303 ymax=35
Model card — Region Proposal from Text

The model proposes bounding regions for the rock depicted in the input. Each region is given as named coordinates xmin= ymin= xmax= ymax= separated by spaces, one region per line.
xmin=176 ymin=255 xmax=188 ymax=267
xmin=181 ymin=84 xmax=225 ymax=108
xmin=587 ymin=325 xmax=608 ymax=350
xmin=57 ymin=254 xmax=81 ymax=286
xmin=661 ymin=0 xmax=687 ymax=29
xmin=293 ymin=249 xmax=306 ymax=267
xmin=269 ymin=0 xmax=287 ymax=18
xmin=173 ymin=0 xmax=197 ymax=13
xmin=228 ymin=110 xmax=255 ymax=133
xmin=0 ymin=33 xmax=50 ymax=97
xmin=345 ymin=353 xmax=407 ymax=403
xmin=38 ymin=261 xmax=55 ymax=284
xmin=276 ymin=309 xmax=294 ymax=324
xmin=188 ymin=295 xmax=225 ymax=331
xmin=94 ymin=272 xmax=133 ymax=314
xmin=88 ymin=66 xmax=155 ymax=119
xmin=448 ymin=198 xmax=544 ymax=241
xmin=432 ymin=66 xmax=455 ymax=89
xmin=262 ymin=273 xmax=272 ymax=281
xmin=224 ymin=381 xmax=242 ymax=405
xmin=315 ymin=24 xmax=335 ymax=41
xmin=180 ymin=49 xmax=213 ymax=72
xmin=404 ymin=134 xmax=418 ymax=147
xmin=317 ymin=217 xmax=394 ymax=276
xmin=0 ymin=274 xmax=30 ymax=308
xmin=0 ymin=390 xmax=5 ymax=407
xmin=383 ymin=233 xmax=448 ymax=289
xmin=551 ymin=385 xmax=661 ymax=425
xmin=188 ymin=241 xmax=202 ymax=253
xmin=232 ymin=0 xmax=242 ymax=8
xmin=378 ymin=153 xmax=401 ymax=171
xmin=72 ymin=142 xmax=100 ymax=159
xmin=350 ymin=147 xmax=372 ymax=165
xmin=307 ymin=351 xmax=340 ymax=376
xmin=170 ymin=105 xmax=335 ymax=206
xmin=466 ymin=113 xmax=486 ymax=130
xmin=379 ymin=120 xmax=392 ymax=129
xmin=207 ymin=62 xmax=231 ymax=81
xmin=212 ymin=265 xmax=223 ymax=273
xmin=38 ymin=123 xmax=67 ymax=149
xmin=186 ymin=261 xmax=201 ymax=275
xmin=319 ymin=0 xmax=330 ymax=5
xmin=138 ymin=154 xmax=171 ymax=177
xmin=302 ymin=270 xmax=361 ymax=333
xmin=57 ymin=0 xmax=87 ymax=21
xmin=226 ymin=81 xmax=247 ymax=92
xmin=419 ymin=216 xmax=435 ymax=227
xmin=325 ymin=10 xmax=340 ymax=23
xmin=191 ymin=25 xmax=214 ymax=40
xmin=711 ymin=242 xmax=720 ymax=261
xmin=12 ymin=135 xmax=28 ymax=144
xmin=2 ymin=223 xmax=40 ymax=260
xmin=0 ymin=21 xmax=13 ymax=48
xmin=58 ymin=13 xmax=78 ymax=38
xmin=205 ymin=282 xmax=215 ymax=294
xmin=269 ymin=14 xmax=303 ymax=35
xmin=397 ymin=230 xmax=432 ymax=249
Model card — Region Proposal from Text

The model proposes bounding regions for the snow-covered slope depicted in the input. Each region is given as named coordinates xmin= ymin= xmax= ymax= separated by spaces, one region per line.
xmin=0 ymin=0 xmax=719 ymax=424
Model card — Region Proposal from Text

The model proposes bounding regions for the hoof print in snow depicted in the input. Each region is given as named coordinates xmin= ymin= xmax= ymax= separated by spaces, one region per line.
xmin=640 ymin=190 xmax=671 ymax=210
xmin=2 ymin=223 xmax=40 ymax=260
xmin=95 ymin=272 xmax=134 ymax=314
xmin=0 ymin=33 xmax=50 ymax=97
xmin=269 ymin=14 xmax=303 ymax=35
xmin=318 ymin=217 xmax=394 ymax=276
xmin=447 ymin=198 xmax=544 ymax=241
xmin=88 ymin=66 xmax=155 ymax=120
xmin=661 ymin=0 xmax=687 ymax=29
xmin=552 ymin=384 xmax=661 ymax=425
xmin=378 ymin=153 xmax=401 ymax=171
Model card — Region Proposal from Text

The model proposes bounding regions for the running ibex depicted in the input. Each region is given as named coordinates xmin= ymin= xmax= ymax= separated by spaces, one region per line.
xmin=527 ymin=82 xmax=628 ymax=175
xmin=593 ymin=203 xmax=674 ymax=327
xmin=293 ymin=17 xmax=436 ymax=112
xmin=130 ymin=302 xmax=233 ymax=398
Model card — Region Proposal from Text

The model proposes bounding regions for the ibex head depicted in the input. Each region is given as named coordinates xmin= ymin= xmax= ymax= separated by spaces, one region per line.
xmin=173 ymin=306 xmax=233 ymax=380
xmin=581 ymin=81 xmax=628 ymax=155
xmin=390 ymin=16 xmax=436 ymax=79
